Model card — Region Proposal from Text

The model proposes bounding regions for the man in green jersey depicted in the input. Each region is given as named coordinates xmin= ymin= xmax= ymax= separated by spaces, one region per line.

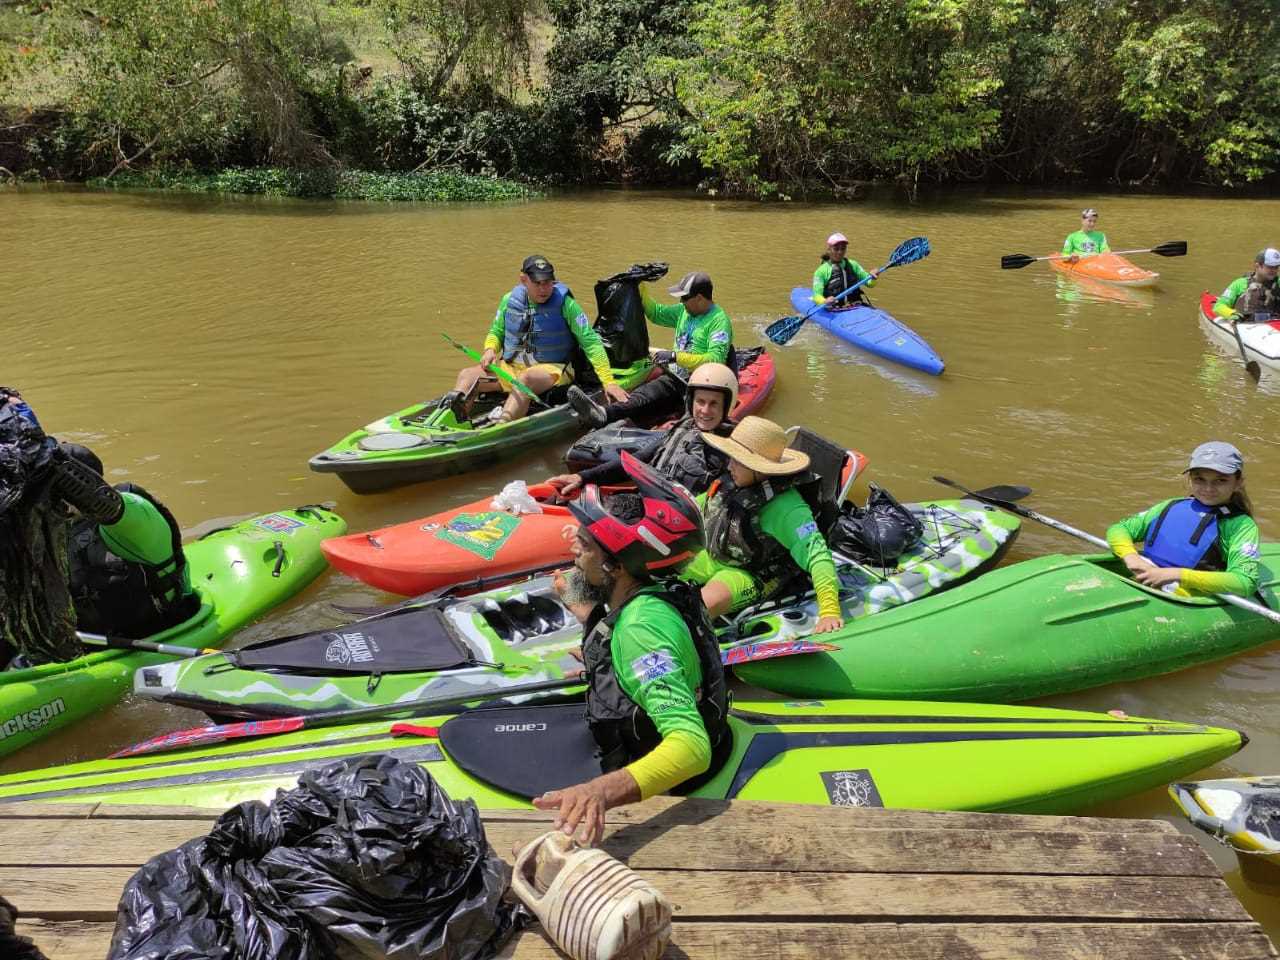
xmin=1062 ymin=208 xmax=1111 ymax=263
xmin=811 ymin=232 xmax=879 ymax=306
xmin=568 ymin=270 xmax=734 ymax=429
xmin=1214 ymin=248 xmax=1280 ymax=321
xmin=445 ymin=255 xmax=628 ymax=424
xmin=535 ymin=453 xmax=730 ymax=845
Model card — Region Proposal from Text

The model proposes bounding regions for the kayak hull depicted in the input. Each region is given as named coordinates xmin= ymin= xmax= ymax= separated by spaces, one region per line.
xmin=139 ymin=499 xmax=1020 ymax=718
xmin=1198 ymin=291 xmax=1280 ymax=372
xmin=1050 ymin=253 xmax=1159 ymax=287
xmin=735 ymin=545 xmax=1280 ymax=702
xmin=788 ymin=288 xmax=944 ymax=376
xmin=322 ymin=349 xmax=779 ymax=596
xmin=1170 ymin=776 xmax=1280 ymax=877
xmin=0 ymin=506 xmax=345 ymax=758
xmin=0 ymin=698 xmax=1243 ymax=816
xmin=310 ymin=348 xmax=776 ymax=494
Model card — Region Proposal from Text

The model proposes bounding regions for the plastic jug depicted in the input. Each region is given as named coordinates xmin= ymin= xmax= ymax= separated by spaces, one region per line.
xmin=510 ymin=830 xmax=672 ymax=960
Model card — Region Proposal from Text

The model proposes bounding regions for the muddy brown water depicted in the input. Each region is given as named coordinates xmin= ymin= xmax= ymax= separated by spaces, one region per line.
xmin=5 ymin=184 xmax=1280 ymax=932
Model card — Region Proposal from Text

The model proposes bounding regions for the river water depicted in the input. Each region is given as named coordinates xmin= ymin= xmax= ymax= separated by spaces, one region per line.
xmin=5 ymin=185 xmax=1280 ymax=930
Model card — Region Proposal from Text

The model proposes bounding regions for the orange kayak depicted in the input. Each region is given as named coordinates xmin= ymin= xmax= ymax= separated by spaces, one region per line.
xmin=1049 ymin=253 xmax=1158 ymax=287
xmin=324 ymin=447 xmax=868 ymax=596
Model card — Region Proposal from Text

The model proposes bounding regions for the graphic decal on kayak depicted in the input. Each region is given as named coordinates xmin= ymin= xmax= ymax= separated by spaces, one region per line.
xmin=821 ymin=769 xmax=883 ymax=807
xmin=0 ymin=698 xmax=66 ymax=741
xmin=434 ymin=512 xmax=521 ymax=560
xmin=254 ymin=514 xmax=306 ymax=535
xmin=324 ymin=632 xmax=379 ymax=666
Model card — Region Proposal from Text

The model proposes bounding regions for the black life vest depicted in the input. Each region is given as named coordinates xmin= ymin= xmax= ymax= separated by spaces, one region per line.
xmin=1234 ymin=272 xmax=1280 ymax=318
xmin=651 ymin=418 xmax=732 ymax=495
xmin=581 ymin=581 xmax=731 ymax=791
xmin=703 ymin=473 xmax=822 ymax=579
xmin=68 ymin=483 xmax=198 ymax=639
xmin=822 ymin=257 xmax=866 ymax=305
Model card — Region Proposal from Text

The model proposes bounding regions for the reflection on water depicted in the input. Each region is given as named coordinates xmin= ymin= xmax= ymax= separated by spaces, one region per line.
xmin=5 ymin=183 xmax=1280 ymax=940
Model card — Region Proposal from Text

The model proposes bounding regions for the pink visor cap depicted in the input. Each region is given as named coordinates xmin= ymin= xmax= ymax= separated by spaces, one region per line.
xmin=826 ymin=233 xmax=848 ymax=246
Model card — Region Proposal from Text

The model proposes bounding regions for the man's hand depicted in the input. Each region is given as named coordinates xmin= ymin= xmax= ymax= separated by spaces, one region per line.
xmin=547 ymin=473 xmax=584 ymax=495
xmin=1067 ymin=254 xmax=1080 ymax=264
xmin=480 ymin=347 xmax=497 ymax=368
xmin=651 ymin=349 xmax=676 ymax=367
xmin=604 ymin=383 xmax=629 ymax=404
xmin=532 ymin=769 xmax=641 ymax=846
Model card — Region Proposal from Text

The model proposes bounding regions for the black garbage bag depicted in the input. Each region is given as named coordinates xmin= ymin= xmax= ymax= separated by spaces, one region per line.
xmin=829 ymin=484 xmax=925 ymax=567
xmin=0 ymin=893 xmax=50 ymax=960
xmin=109 ymin=755 xmax=526 ymax=960
xmin=0 ymin=395 xmax=79 ymax=665
xmin=592 ymin=261 xmax=668 ymax=368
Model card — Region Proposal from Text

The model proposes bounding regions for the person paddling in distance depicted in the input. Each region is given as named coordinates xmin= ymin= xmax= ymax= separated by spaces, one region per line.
xmin=1062 ymin=208 xmax=1111 ymax=264
xmin=546 ymin=363 xmax=737 ymax=497
xmin=535 ymin=454 xmax=731 ymax=846
xmin=681 ymin=416 xmax=845 ymax=635
xmin=1106 ymin=442 xmax=1260 ymax=598
xmin=443 ymin=254 xmax=628 ymax=424
xmin=1213 ymin=248 xmax=1280 ymax=322
xmin=812 ymin=232 xmax=879 ymax=307
xmin=567 ymin=270 xmax=733 ymax=429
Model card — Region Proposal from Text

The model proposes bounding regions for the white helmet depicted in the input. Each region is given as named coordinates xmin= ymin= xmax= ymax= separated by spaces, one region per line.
xmin=685 ymin=363 xmax=738 ymax=417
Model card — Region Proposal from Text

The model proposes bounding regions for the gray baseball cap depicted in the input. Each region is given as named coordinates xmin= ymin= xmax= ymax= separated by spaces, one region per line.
xmin=668 ymin=271 xmax=713 ymax=299
xmin=1255 ymin=248 xmax=1280 ymax=267
xmin=1185 ymin=441 xmax=1244 ymax=475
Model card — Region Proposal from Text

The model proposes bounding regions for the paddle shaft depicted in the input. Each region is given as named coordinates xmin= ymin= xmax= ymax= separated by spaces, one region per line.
xmin=1227 ymin=317 xmax=1263 ymax=381
xmin=933 ymin=478 xmax=1280 ymax=626
xmin=441 ymin=333 xmax=548 ymax=406
xmin=1001 ymin=241 xmax=1186 ymax=270
xmin=77 ymin=631 xmax=218 ymax=658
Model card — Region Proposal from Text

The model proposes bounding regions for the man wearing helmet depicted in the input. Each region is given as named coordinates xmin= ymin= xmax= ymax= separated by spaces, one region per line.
xmin=812 ymin=232 xmax=879 ymax=307
xmin=545 ymin=362 xmax=737 ymax=497
xmin=533 ymin=453 xmax=731 ymax=845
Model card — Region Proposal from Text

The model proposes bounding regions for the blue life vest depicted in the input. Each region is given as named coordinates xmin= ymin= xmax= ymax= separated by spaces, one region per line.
xmin=1141 ymin=498 xmax=1231 ymax=570
xmin=501 ymin=283 xmax=576 ymax=364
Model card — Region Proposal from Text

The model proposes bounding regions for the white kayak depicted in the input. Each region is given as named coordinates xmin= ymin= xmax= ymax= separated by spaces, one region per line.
xmin=1198 ymin=291 xmax=1280 ymax=373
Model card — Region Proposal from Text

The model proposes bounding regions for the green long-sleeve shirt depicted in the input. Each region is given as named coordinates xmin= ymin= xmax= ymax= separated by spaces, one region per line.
xmin=640 ymin=287 xmax=733 ymax=370
xmin=757 ymin=487 xmax=840 ymax=617
xmin=1214 ymin=275 xmax=1280 ymax=319
xmin=811 ymin=258 xmax=875 ymax=304
xmin=483 ymin=291 xmax=616 ymax=385
xmin=1106 ymin=498 xmax=1261 ymax=597
xmin=1062 ymin=230 xmax=1110 ymax=256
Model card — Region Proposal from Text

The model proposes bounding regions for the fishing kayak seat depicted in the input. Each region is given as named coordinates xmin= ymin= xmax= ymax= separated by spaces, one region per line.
xmin=784 ymin=426 xmax=860 ymax=535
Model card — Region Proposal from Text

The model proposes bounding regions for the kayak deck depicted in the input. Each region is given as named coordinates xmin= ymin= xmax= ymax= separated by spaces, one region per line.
xmin=1050 ymin=253 xmax=1159 ymax=287
xmin=12 ymin=796 xmax=1270 ymax=960
xmin=788 ymin=288 xmax=944 ymax=375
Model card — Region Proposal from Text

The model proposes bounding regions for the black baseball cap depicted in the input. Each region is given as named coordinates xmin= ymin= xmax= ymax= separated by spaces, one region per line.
xmin=521 ymin=255 xmax=556 ymax=281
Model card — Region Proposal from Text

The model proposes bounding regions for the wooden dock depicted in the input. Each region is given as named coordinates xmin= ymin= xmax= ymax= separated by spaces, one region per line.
xmin=4 ymin=796 xmax=1276 ymax=959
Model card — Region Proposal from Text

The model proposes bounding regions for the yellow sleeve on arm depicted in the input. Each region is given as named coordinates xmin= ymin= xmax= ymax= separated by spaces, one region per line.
xmin=624 ymin=730 xmax=711 ymax=800
xmin=483 ymin=296 xmax=508 ymax=352
xmin=1179 ymin=569 xmax=1248 ymax=596
xmin=1106 ymin=523 xmax=1138 ymax=558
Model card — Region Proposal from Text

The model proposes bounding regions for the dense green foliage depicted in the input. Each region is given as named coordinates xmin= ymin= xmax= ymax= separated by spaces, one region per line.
xmin=2 ymin=0 xmax=1277 ymax=196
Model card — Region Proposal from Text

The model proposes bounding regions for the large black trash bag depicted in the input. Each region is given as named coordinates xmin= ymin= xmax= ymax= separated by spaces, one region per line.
xmin=0 ymin=893 xmax=50 ymax=960
xmin=109 ymin=755 xmax=525 ymax=960
xmin=592 ymin=262 xmax=668 ymax=368
xmin=829 ymin=484 xmax=925 ymax=567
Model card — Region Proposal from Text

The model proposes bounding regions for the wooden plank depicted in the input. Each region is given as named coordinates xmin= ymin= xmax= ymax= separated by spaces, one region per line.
xmin=0 ymin=816 xmax=1217 ymax=876
xmin=4 ymin=866 xmax=1251 ymax=923
xmin=19 ymin=920 xmax=1278 ymax=960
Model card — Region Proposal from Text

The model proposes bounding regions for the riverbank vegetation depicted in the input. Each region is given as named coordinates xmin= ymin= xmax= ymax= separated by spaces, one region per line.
xmin=2 ymin=0 xmax=1277 ymax=198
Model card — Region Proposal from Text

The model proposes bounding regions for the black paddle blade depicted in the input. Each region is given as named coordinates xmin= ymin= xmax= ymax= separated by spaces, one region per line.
xmin=931 ymin=475 xmax=1030 ymax=508
xmin=765 ymin=313 xmax=805 ymax=345
xmin=1246 ymin=360 xmax=1263 ymax=382
xmin=1000 ymin=253 xmax=1036 ymax=270
xmin=1151 ymin=240 xmax=1188 ymax=258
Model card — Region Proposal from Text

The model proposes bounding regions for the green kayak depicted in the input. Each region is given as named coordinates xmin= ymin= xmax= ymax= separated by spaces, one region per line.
xmin=132 ymin=498 xmax=1019 ymax=719
xmin=0 ymin=505 xmax=346 ymax=758
xmin=735 ymin=544 xmax=1280 ymax=701
xmin=0 ymin=698 xmax=1244 ymax=814
xmin=308 ymin=359 xmax=656 ymax=494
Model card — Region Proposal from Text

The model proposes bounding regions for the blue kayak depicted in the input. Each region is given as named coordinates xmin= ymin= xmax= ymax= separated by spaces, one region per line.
xmin=789 ymin=287 xmax=944 ymax=375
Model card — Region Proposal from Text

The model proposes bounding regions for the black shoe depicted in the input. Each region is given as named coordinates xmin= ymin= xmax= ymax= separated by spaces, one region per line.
xmin=567 ymin=386 xmax=607 ymax=428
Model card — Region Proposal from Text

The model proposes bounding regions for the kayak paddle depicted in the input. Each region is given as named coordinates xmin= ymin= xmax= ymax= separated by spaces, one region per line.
xmin=931 ymin=475 xmax=1280 ymax=626
xmin=765 ymin=236 xmax=931 ymax=346
xmin=77 ymin=630 xmax=219 ymax=658
xmin=1000 ymin=241 xmax=1187 ymax=270
xmin=441 ymin=333 xmax=550 ymax=408
xmin=109 ymin=638 xmax=838 ymax=758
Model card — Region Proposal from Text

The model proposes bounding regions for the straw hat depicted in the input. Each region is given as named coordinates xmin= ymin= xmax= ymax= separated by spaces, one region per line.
xmin=703 ymin=416 xmax=810 ymax=476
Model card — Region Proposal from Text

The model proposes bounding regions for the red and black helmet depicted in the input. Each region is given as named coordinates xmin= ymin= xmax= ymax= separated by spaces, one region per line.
xmin=568 ymin=451 xmax=704 ymax=579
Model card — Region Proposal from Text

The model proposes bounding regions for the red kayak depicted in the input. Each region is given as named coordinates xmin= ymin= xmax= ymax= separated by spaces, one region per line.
xmin=322 ymin=350 xmax=805 ymax=597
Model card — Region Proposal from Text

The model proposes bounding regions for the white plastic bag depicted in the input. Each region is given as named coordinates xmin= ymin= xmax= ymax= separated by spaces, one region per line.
xmin=491 ymin=480 xmax=543 ymax=515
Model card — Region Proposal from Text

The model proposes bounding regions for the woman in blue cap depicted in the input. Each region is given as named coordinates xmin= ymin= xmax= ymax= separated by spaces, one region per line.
xmin=1106 ymin=442 xmax=1260 ymax=598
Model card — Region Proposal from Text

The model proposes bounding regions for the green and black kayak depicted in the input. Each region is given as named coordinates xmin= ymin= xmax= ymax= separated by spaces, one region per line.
xmin=0 ymin=698 xmax=1244 ymax=814
xmin=132 ymin=498 xmax=1019 ymax=719
xmin=0 ymin=505 xmax=346 ymax=758
xmin=308 ymin=360 xmax=657 ymax=494
xmin=735 ymin=544 xmax=1280 ymax=701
